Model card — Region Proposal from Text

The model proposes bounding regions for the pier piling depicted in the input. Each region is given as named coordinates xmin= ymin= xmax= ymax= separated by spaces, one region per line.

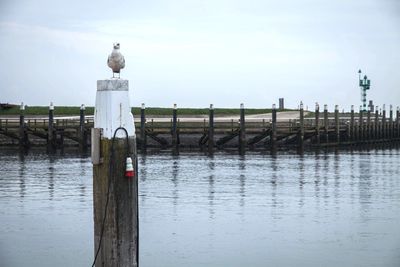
xmin=350 ymin=105 xmax=354 ymax=141
xmin=298 ymin=102 xmax=304 ymax=152
xmin=314 ymin=103 xmax=320 ymax=144
xmin=323 ymin=105 xmax=329 ymax=143
xmin=172 ymin=104 xmax=178 ymax=154
xmin=208 ymin=104 xmax=214 ymax=154
xmin=397 ymin=107 xmax=400 ymax=138
xmin=79 ymin=104 xmax=87 ymax=152
xmin=366 ymin=109 xmax=371 ymax=140
xmin=19 ymin=102 xmax=28 ymax=149
xmin=48 ymin=102 xmax=55 ymax=150
xmin=382 ymin=105 xmax=387 ymax=139
xmin=389 ymin=105 xmax=393 ymax=139
xmin=334 ymin=105 xmax=340 ymax=143
xmin=359 ymin=106 xmax=364 ymax=142
xmin=92 ymin=78 xmax=138 ymax=267
xmin=140 ymin=103 xmax=146 ymax=152
xmin=375 ymin=106 xmax=379 ymax=140
xmin=239 ymin=103 xmax=246 ymax=154
xmin=271 ymin=104 xmax=277 ymax=153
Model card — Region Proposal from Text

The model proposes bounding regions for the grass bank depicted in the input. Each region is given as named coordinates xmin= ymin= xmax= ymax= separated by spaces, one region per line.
xmin=0 ymin=106 xmax=293 ymax=116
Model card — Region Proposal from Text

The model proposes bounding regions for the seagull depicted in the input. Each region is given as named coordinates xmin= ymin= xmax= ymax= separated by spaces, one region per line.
xmin=107 ymin=43 xmax=125 ymax=78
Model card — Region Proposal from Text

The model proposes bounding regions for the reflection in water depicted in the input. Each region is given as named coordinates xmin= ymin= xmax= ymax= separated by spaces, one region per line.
xmin=238 ymin=155 xmax=246 ymax=208
xmin=359 ymin=151 xmax=372 ymax=219
xmin=298 ymin=155 xmax=305 ymax=211
xmin=18 ymin=153 xmax=26 ymax=199
xmin=208 ymin=160 xmax=215 ymax=219
xmin=270 ymin=155 xmax=278 ymax=209
xmin=1 ymin=150 xmax=400 ymax=267
xmin=323 ymin=151 xmax=329 ymax=206
xmin=333 ymin=151 xmax=340 ymax=212
xmin=314 ymin=152 xmax=321 ymax=210
xmin=0 ymin=152 xmax=94 ymax=267
xmin=350 ymin=150 xmax=356 ymax=205
xmin=139 ymin=155 xmax=147 ymax=205
xmin=79 ymin=158 xmax=87 ymax=203
xmin=48 ymin=156 xmax=55 ymax=201
xmin=140 ymin=155 xmax=147 ymax=182
xmin=171 ymin=156 xmax=179 ymax=211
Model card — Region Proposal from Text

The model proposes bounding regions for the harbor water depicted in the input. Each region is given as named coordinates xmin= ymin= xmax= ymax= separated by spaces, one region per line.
xmin=0 ymin=149 xmax=399 ymax=266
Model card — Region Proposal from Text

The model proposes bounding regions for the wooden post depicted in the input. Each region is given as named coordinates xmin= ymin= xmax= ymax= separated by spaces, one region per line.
xmin=208 ymin=104 xmax=214 ymax=154
xmin=350 ymin=105 xmax=354 ymax=141
xmin=374 ymin=106 xmax=379 ymax=140
xmin=140 ymin=103 xmax=147 ymax=152
xmin=19 ymin=102 xmax=28 ymax=149
xmin=271 ymin=104 xmax=277 ymax=152
xmin=359 ymin=106 xmax=363 ymax=142
xmin=298 ymin=101 xmax=304 ymax=152
xmin=48 ymin=102 xmax=55 ymax=150
xmin=93 ymin=137 xmax=137 ymax=267
xmin=397 ymin=107 xmax=400 ymax=138
xmin=382 ymin=105 xmax=386 ymax=139
xmin=92 ymin=79 xmax=138 ymax=267
xmin=323 ymin=104 xmax=329 ymax=143
xmin=315 ymin=103 xmax=320 ymax=145
xmin=79 ymin=104 xmax=85 ymax=132
xmin=389 ymin=105 xmax=393 ymax=140
xmin=239 ymin=103 xmax=246 ymax=153
xmin=366 ymin=109 xmax=371 ymax=141
xmin=334 ymin=105 xmax=340 ymax=143
xmin=354 ymin=109 xmax=359 ymax=141
xmin=172 ymin=103 xmax=178 ymax=153
xmin=79 ymin=104 xmax=87 ymax=152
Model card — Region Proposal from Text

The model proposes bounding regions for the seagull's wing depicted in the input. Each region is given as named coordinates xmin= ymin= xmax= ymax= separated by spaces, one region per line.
xmin=120 ymin=56 xmax=125 ymax=69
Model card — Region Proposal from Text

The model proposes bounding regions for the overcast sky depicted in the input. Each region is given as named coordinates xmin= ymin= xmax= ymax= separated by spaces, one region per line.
xmin=0 ymin=0 xmax=399 ymax=109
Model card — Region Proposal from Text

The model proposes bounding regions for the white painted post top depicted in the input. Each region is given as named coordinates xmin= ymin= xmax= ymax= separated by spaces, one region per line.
xmin=94 ymin=79 xmax=135 ymax=139
xmin=97 ymin=79 xmax=129 ymax=91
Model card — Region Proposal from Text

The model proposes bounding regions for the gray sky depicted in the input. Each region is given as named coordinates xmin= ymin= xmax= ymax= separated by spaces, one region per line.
xmin=0 ymin=0 xmax=399 ymax=109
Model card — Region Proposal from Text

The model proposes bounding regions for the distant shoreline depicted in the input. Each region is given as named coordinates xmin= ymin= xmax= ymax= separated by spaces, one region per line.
xmin=0 ymin=105 xmax=292 ymax=116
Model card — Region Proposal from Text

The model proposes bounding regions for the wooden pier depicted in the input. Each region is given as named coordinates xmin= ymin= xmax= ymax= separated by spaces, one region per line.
xmin=1 ymin=103 xmax=399 ymax=153
xmin=0 ymin=104 xmax=90 ymax=152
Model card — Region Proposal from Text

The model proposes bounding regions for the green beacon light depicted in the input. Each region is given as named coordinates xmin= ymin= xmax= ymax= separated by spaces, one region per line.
xmin=358 ymin=69 xmax=371 ymax=112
